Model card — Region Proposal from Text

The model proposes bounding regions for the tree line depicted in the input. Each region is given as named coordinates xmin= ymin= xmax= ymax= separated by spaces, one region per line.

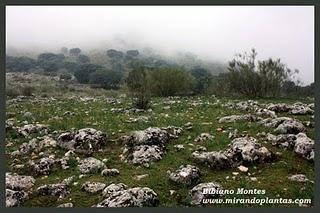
xmin=6 ymin=47 xmax=313 ymax=105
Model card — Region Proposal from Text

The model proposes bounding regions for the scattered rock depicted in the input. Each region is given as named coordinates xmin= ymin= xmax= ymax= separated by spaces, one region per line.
xmin=96 ymin=187 xmax=159 ymax=207
xmin=237 ymin=165 xmax=248 ymax=172
xmin=6 ymin=189 xmax=28 ymax=207
xmin=81 ymin=182 xmax=106 ymax=193
xmin=267 ymin=103 xmax=291 ymax=113
xmin=121 ymin=145 xmax=164 ymax=167
xmin=57 ymin=128 xmax=107 ymax=154
xmin=219 ymin=114 xmax=261 ymax=123
xmin=32 ymin=156 xmax=55 ymax=175
xmin=192 ymin=137 xmax=273 ymax=169
xmin=102 ymin=183 xmax=128 ymax=198
xmin=78 ymin=157 xmax=105 ymax=174
xmin=250 ymin=177 xmax=258 ymax=181
xmin=134 ymin=174 xmax=149 ymax=181
xmin=259 ymin=117 xmax=306 ymax=134
xmin=37 ymin=183 xmax=70 ymax=200
xmin=194 ymin=133 xmax=214 ymax=142
xmin=17 ymin=124 xmax=48 ymax=137
xmin=101 ymin=168 xmax=120 ymax=176
xmin=225 ymin=137 xmax=274 ymax=165
xmin=189 ymin=182 xmax=224 ymax=206
xmin=288 ymin=174 xmax=309 ymax=183
xmin=293 ymin=133 xmax=314 ymax=161
xmin=6 ymin=173 xmax=35 ymax=191
xmin=174 ymin=144 xmax=185 ymax=151
xmin=168 ymin=165 xmax=201 ymax=186
xmin=121 ymin=127 xmax=170 ymax=148
xmin=57 ymin=203 xmax=73 ymax=207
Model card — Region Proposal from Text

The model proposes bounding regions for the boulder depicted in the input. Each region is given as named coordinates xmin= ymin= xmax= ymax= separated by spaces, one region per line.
xmin=259 ymin=117 xmax=305 ymax=134
xmin=275 ymin=120 xmax=306 ymax=134
xmin=102 ymin=183 xmax=128 ymax=198
xmin=192 ymin=137 xmax=273 ymax=169
xmin=225 ymin=137 xmax=274 ymax=164
xmin=267 ymin=103 xmax=291 ymax=113
xmin=17 ymin=124 xmax=48 ymax=137
xmin=6 ymin=189 xmax=28 ymax=207
xmin=101 ymin=168 xmax=120 ymax=176
xmin=258 ymin=117 xmax=291 ymax=128
xmin=6 ymin=173 xmax=35 ymax=191
xmin=78 ymin=157 xmax=105 ymax=174
xmin=32 ymin=157 xmax=55 ymax=175
xmin=81 ymin=182 xmax=106 ymax=193
xmin=266 ymin=134 xmax=297 ymax=149
xmin=255 ymin=108 xmax=276 ymax=118
xmin=290 ymin=103 xmax=314 ymax=115
xmin=168 ymin=165 xmax=201 ymax=186
xmin=37 ymin=183 xmax=70 ymax=200
xmin=219 ymin=114 xmax=261 ymax=123
xmin=293 ymin=133 xmax=314 ymax=161
xmin=57 ymin=128 xmax=107 ymax=154
xmin=192 ymin=151 xmax=231 ymax=169
xmin=189 ymin=182 xmax=224 ymax=206
xmin=288 ymin=174 xmax=309 ymax=183
xmin=96 ymin=187 xmax=159 ymax=207
xmin=121 ymin=127 xmax=170 ymax=148
xmin=121 ymin=145 xmax=164 ymax=167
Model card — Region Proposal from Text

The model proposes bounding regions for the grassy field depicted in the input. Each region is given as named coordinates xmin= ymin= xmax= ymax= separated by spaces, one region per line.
xmin=5 ymin=92 xmax=314 ymax=207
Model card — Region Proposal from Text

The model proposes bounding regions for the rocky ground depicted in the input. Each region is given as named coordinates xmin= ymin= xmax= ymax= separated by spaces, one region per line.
xmin=5 ymin=78 xmax=314 ymax=207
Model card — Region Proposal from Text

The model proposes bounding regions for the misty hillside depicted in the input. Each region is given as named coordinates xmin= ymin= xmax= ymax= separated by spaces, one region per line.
xmin=6 ymin=46 xmax=227 ymax=76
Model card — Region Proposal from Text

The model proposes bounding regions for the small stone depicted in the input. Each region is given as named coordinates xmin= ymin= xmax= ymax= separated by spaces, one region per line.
xmin=250 ymin=177 xmax=258 ymax=181
xmin=134 ymin=174 xmax=149 ymax=181
xmin=238 ymin=165 xmax=248 ymax=172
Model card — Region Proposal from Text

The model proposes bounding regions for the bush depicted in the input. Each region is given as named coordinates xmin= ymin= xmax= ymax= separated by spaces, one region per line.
xmin=149 ymin=67 xmax=195 ymax=97
xmin=74 ymin=63 xmax=103 ymax=84
xmin=126 ymin=66 xmax=151 ymax=109
xmin=225 ymin=49 xmax=296 ymax=98
xmin=6 ymin=55 xmax=37 ymax=72
xmin=89 ymin=68 xmax=122 ymax=90
xmin=21 ymin=86 xmax=35 ymax=96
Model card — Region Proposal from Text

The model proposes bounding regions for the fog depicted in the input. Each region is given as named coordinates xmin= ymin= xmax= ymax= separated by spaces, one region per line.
xmin=6 ymin=6 xmax=314 ymax=85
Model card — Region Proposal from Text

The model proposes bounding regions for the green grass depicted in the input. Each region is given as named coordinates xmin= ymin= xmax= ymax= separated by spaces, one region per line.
xmin=6 ymin=95 xmax=314 ymax=207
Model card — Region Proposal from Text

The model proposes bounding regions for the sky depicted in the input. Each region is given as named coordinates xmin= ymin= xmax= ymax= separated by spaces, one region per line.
xmin=6 ymin=6 xmax=314 ymax=84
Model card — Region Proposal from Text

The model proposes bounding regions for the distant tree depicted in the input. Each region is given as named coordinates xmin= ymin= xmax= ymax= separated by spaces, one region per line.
xmin=37 ymin=53 xmax=65 ymax=72
xmin=106 ymin=49 xmax=124 ymax=60
xmin=190 ymin=66 xmax=213 ymax=94
xmin=89 ymin=68 xmax=122 ymax=90
xmin=74 ymin=63 xmax=102 ymax=84
xmin=126 ymin=50 xmax=139 ymax=57
xmin=63 ymin=61 xmax=80 ymax=73
xmin=6 ymin=55 xmax=37 ymax=72
xmin=69 ymin=48 xmax=81 ymax=57
xmin=61 ymin=47 xmax=68 ymax=55
xmin=77 ymin=54 xmax=91 ymax=64
xmin=126 ymin=65 xmax=151 ymax=109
